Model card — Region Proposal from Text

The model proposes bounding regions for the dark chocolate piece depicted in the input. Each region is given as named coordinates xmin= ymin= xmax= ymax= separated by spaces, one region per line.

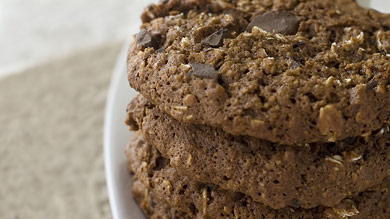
xmin=201 ymin=29 xmax=232 ymax=47
xmin=289 ymin=199 xmax=301 ymax=208
xmin=367 ymin=80 xmax=378 ymax=90
xmin=246 ymin=11 xmax=300 ymax=35
xmin=189 ymin=62 xmax=219 ymax=80
xmin=136 ymin=29 xmax=156 ymax=48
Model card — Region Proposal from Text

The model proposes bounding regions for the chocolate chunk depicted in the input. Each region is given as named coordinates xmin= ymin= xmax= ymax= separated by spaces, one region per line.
xmin=291 ymin=60 xmax=300 ymax=68
xmin=306 ymin=93 xmax=318 ymax=103
xmin=289 ymin=199 xmax=301 ymax=208
xmin=189 ymin=62 xmax=219 ymax=80
xmin=155 ymin=47 xmax=165 ymax=53
xmin=243 ymin=109 xmax=258 ymax=118
xmin=201 ymin=29 xmax=232 ymax=47
xmin=343 ymin=137 xmax=357 ymax=145
xmin=136 ymin=29 xmax=156 ymax=48
xmin=367 ymin=80 xmax=378 ymax=90
xmin=246 ymin=11 xmax=300 ymax=35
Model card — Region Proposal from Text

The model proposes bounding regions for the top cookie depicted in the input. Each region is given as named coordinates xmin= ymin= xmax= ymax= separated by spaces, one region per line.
xmin=128 ymin=0 xmax=390 ymax=144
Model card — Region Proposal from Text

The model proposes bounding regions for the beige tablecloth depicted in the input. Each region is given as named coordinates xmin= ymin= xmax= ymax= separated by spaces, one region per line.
xmin=0 ymin=42 xmax=123 ymax=219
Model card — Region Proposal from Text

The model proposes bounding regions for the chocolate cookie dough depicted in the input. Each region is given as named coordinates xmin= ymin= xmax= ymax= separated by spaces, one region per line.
xmin=128 ymin=0 xmax=390 ymax=144
xmin=126 ymin=95 xmax=390 ymax=209
xmin=127 ymin=134 xmax=390 ymax=219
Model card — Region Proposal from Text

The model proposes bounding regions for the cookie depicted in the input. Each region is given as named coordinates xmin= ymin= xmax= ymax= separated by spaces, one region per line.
xmin=127 ymin=134 xmax=390 ymax=219
xmin=126 ymin=95 xmax=390 ymax=209
xmin=127 ymin=0 xmax=390 ymax=144
xmin=132 ymin=179 xmax=191 ymax=219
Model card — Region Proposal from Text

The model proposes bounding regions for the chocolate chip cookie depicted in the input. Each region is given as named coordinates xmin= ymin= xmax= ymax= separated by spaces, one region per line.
xmin=127 ymin=134 xmax=390 ymax=218
xmin=128 ymin=0 xmax=390 ymax=144
xmin=126 ymin=95 xmax=390 ymax=209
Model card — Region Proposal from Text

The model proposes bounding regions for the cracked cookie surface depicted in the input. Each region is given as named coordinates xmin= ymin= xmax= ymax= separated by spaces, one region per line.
xmin=128 ymin=0 xmax=390 ymax=144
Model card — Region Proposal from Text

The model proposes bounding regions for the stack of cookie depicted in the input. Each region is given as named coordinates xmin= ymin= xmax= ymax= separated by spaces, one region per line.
xmin=124 ymin=0 xmax=390 ymax=218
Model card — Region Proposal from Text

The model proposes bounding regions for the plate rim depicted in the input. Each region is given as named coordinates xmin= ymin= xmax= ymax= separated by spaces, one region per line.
xmin=104 ymin=44 xmax=142 ymax=219
xmin=104 ymin=44 xmax=128 ymax=219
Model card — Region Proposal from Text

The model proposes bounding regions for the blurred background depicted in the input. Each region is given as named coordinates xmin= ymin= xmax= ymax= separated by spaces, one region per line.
xmin=0 ymin=0 xmax=155 ymax=218
xmin=0 ymin=0 xmax=154 ymax=78
xmin=0 ymin=0 xmax=386 ymax=219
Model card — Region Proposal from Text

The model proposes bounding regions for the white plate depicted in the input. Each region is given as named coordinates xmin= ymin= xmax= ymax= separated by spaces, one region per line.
xmin=361 ymin=0 xmax=390 ymax=12
xmin=104 ymin=1 xmax=388 ymax=219
xmin=104 ymin=45 xmax=143 ymax=219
